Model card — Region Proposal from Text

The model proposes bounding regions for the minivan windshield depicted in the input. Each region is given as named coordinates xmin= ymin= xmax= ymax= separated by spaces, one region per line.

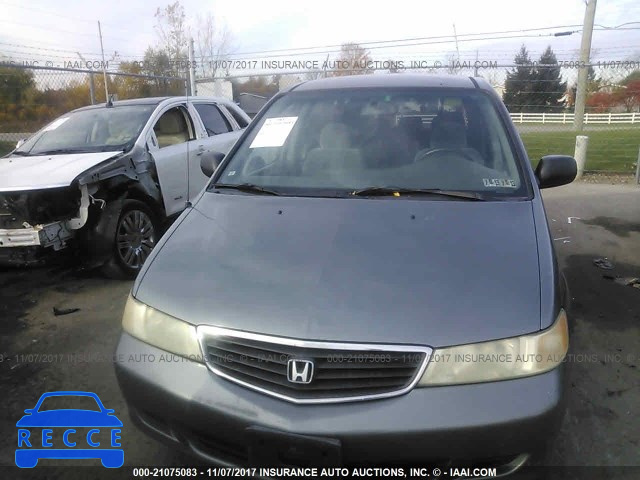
xmin=214 ymin=88 xmax=527 ymax=198
xmin=14 ymin=104 xmax=155 ymax=156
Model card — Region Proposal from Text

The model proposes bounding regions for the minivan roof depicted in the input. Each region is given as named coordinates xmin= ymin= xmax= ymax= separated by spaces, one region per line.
xmin=290 ymin=74 xmax=486 ymax=92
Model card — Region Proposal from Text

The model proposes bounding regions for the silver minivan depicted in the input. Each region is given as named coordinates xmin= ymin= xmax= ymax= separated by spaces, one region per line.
xmin=116 ymin=75 xmax=576 ymax=473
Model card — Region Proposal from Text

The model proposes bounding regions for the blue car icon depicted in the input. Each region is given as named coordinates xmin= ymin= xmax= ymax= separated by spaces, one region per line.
xmin=16 ymin=391 xmax=124 ymax=468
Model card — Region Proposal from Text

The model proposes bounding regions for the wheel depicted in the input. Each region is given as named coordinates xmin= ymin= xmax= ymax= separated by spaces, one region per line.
xmin=102 ymin=199 xmax=158 ymax=279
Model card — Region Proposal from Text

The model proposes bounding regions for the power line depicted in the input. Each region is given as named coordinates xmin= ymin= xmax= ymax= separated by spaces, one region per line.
xmin=594 ymin=21 xmax=640 ymax=29
xmin=0 ymin=49 xmax=96 ymax=60
xmin=0 ymin=0 xmax=133 ymax=29
xmin=197 ymin=32 xmax=581 ymax=61
xmin=200 ymin=26 xmax=640 ymax=61
xmin=0 ymin=43 xmax=152 ymax=61
xmin=0 ymin=18 xmax=134 ymax=43
xmin=216 ymin=24 xmax=585 ymax=58
xmin=2 ymin=23 xmax=639 ymax=66
xmin=0 ymin=42 xmax=104 ymax=57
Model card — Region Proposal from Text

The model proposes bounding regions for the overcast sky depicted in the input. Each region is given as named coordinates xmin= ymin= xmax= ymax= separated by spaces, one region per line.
xmin=1 ymin=0 xmax=639 ymax=80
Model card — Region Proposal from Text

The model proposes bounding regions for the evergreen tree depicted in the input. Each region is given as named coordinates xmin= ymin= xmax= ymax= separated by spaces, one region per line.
xmin=530 ymin=46 xmax=567 ymax=112
xmin=503 ymin=45 xmax=536 ymax=112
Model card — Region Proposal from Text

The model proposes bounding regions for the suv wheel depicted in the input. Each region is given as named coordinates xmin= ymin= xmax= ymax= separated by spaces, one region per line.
xmin=102 ymin=200 xmax=158 ymax=279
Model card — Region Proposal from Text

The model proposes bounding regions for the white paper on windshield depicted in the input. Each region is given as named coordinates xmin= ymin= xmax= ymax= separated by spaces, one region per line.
xmin=43 ymin=117 xmax=70 ymax=132
xmin=250 ymin=117 xmax=298 ymax=148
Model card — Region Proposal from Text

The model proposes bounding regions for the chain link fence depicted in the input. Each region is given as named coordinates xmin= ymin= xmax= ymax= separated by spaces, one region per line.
xmin=194 ymin=62 xmax=640 ymax=174
xmin=3 ymin=61 xmax=639 ymax=174
xmin=0 ymin=64 xmax=186 ymax=153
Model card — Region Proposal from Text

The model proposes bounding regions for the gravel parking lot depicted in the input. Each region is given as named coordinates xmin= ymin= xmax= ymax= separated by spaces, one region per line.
xmin=1 ymin=182 xmax=639 ymax=478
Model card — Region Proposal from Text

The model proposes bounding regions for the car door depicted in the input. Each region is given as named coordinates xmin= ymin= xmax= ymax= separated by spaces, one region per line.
xmin=148 ymin=104 xmax=195 ymax=216
xmin=189 ymin=102 xmax=243 ymax=199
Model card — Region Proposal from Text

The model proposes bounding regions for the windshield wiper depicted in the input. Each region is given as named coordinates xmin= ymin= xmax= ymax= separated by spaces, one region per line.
xmin=350 ymin=186 xmax=485 ymax=201
xmin=34 ymin=148 xmax=98 ymax=155
xmin=212 ymin=183 xmax=280 ymax=196
xmin=10 ymin=151 xmax=32 ymax=156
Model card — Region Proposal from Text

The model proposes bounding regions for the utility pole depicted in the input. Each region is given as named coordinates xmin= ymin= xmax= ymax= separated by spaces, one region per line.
xmin=98 ymin=21 xmax=109 ymax=102
xmin=453 ymin=24 xmax=460 ymax=63
xmin=574 ymin=0 xmax=597 ymax=131
xmin=188 ymin=38 xmax=197 ymax=96
xmin=474 ymin=50 xmax=479 ymax=77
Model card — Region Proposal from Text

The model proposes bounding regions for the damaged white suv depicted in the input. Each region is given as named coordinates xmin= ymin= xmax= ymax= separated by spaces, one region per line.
xmin=0 ymin=96 xmax=249 ymax=277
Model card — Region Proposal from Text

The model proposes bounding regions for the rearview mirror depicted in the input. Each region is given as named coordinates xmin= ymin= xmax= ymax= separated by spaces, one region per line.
xmin=200 ymin=151 xmax=225 ymax=177
xmin=15 ymin=138 xmax=26 ymax=149
xmin=535 ymin=155 xmax=577 ymax=189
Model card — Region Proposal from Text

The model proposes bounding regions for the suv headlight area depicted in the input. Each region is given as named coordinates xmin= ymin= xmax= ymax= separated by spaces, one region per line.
xmin=122 ymin=295 xmax=203 ymax=362
xmin=121 ymin=295 xmax=567 ymax=386
xmin=418 ymin=309 xmax=568 ymax=386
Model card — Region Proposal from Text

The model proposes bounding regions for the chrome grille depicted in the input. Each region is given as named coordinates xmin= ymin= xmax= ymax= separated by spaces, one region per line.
xmin=197 ymin=326 xmax=431 ymax=404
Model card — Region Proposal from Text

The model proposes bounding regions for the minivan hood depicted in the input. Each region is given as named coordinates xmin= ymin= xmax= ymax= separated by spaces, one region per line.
xmin=0 ymin=151 xmax=121 ymax=192
xmin=136 ymin=193 xmax=541 ymax=347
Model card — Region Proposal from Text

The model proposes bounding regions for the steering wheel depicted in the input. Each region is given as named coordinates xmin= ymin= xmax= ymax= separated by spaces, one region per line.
xmin=414 ymin=148 xmax=477 ymax=164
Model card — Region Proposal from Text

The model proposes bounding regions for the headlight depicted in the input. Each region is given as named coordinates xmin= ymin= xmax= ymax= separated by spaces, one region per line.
xmin=122 ymin=295 xmax=203 ymax=362
xmin=418 ymin=309 xmax=568 ymax=386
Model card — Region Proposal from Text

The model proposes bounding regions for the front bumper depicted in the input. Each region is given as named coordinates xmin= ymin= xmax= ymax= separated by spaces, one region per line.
xmin=0 ymin=222 xmax=75 ymax=265
xmin=115 ymin=332 xmax=565 ymax=469
xmin=0 ymin=222 xmax=73 ymax=249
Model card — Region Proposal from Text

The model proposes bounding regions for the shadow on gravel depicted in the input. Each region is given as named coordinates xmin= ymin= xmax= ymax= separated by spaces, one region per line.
xmin=552 ymin=252 xmax=639 ymax=468
xmin=562 ymin=254 xmax=640 ymax=331
xmin=581 ymin=216 xmax=640 ymax=238
xmin=0 ymin=254 xmax=103 ymax=341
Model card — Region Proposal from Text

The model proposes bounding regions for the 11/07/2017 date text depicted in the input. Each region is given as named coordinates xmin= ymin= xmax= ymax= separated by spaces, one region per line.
xmin=131 ymin=466 xmax=497 ymax=478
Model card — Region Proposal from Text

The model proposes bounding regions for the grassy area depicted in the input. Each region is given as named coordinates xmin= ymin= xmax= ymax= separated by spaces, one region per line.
xmin=0 ymin=141 xmax=14 ymax=157
xmin=1 ymin=129 xmax=637 ymax=172
xmin=519 ymin=128 xmax=640 ymax=172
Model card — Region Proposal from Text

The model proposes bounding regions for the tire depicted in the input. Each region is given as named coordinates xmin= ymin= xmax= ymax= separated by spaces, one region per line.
xmin=102 ymin=199 xmax=159 ymax=279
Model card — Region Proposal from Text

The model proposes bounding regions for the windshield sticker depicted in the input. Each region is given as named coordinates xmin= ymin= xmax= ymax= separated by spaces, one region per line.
xmin=227 ymin=171 xmax=236 ymax=176
xmin=483 ymin=178 xmax=517 ymax=188
xmin=250 ymin=117 xmax=298 ymax=148
xmin=43 ymin=117 xmax=70 ymax=132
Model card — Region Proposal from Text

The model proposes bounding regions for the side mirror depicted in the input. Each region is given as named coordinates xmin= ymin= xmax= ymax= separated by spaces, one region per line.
xmin=535 ymin=155 xmax=577 ymax=189
xmin=200 ymin=151 xmax=225 ymax=177
xmin=24 ymin=409 xmax=34 ymax=414
xmin=15 ymin=138 xmax=26 ymax=149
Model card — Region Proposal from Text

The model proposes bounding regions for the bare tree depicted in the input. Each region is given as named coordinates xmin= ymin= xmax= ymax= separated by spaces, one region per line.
xmin=384 ymin=59 xmax=401 ymax=74
xmin=154 ymin=1 xmax=189 ymax=70
xmin=303 ymin=55 xmax=330 ymax=80
xmin=445 ymin=53 xmax=462 ymax=75
xmin=195 ymin=12 xmax=233 ymax=78
xmin=303 ymin=71 xmax=325 ymax=80
xmin=480 ymin=69 xmax=502 ymax=89
xmin=331 ymin=43 xmax=373 ymax=76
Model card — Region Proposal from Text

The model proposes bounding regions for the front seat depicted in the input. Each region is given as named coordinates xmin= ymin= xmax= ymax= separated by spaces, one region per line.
xmin=154 ymin=110 xmax=189 ymax=148
xmin=303 ymin=123 xmax=363 ymax=182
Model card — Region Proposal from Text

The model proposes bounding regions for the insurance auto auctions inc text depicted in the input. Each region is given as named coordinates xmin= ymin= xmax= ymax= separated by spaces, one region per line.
xmin=186 ymin=466 xmax=498 ymax=478
xmin=201 ymin=59 xmax=499 ymax=71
